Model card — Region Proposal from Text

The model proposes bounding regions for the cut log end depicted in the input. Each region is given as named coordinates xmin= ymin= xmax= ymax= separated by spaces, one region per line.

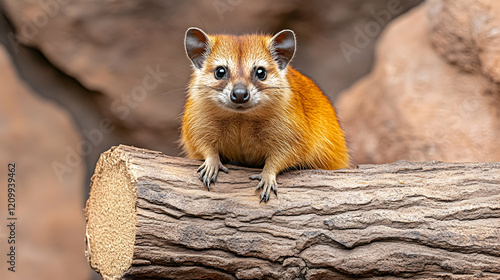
xmin=85 ymin=147 xmax=137 ymax=279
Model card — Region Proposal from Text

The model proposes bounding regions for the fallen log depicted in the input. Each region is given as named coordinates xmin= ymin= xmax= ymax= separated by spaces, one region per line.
xmin=85 ymin=145 xmax=500 ymax=280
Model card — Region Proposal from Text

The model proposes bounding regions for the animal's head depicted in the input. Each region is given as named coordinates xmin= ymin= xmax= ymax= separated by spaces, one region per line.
xmin=184 ymin=28 xmax=296 ymax=113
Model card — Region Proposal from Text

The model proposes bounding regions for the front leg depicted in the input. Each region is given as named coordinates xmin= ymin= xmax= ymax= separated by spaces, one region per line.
xmin=250 ymin=152 xmax=298 ymax=202
xmin=198 ymin=154 xmax=228 ymax=190
xmin=250 ymin=171 xmax=278 ymax=203
xmin=250 ymin=154 xmax=289 ymax=202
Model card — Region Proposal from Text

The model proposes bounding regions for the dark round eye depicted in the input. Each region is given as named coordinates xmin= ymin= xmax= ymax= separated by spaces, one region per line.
xmin=214 ymin=66 xmax=227 ymax=80
xmin=255 ymin=67 xmax=267 ymax=81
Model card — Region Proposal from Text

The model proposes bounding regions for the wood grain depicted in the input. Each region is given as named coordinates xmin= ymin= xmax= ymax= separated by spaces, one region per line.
xmin=85 ymin=145 xmax=500 ymax=279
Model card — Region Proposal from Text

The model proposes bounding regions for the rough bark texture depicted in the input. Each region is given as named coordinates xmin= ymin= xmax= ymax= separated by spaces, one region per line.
xmin=85 ymin=145 xmax=500 ymax=280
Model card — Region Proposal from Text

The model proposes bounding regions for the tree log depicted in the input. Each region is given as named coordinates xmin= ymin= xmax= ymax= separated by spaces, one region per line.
xmin=85 ymin=145 xmax=500 ymax=280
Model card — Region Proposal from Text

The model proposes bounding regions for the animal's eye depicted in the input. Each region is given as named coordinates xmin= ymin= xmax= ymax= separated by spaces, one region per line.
xmin=214 ymin=66 xmax=227 ymax=79
xmin=255 ymin=67 xmax=267 ymax=81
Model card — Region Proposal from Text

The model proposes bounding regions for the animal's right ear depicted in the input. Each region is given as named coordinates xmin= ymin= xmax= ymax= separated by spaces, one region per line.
xmin=185 ymin=27 xmax=210 ymax=69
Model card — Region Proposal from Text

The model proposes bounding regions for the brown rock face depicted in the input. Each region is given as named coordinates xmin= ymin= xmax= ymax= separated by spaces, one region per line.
xmin=428 ymin=0 xmax=500 ymax=83
xmin=337 ymin=1 xmax=500 ymax=165
xmin=2 ymin=0 xmax=421 ymax=155
xmin=0 ymin=45 xmax=88 ymax=280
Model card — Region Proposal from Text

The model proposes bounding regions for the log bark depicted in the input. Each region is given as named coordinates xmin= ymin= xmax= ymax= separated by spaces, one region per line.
xmin=85 ymin=145 xmax=500 ymax=280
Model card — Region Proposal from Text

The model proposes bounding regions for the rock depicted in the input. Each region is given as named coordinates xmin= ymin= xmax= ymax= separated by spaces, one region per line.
xmin=428 ymin=0 xmax=500 ymax=83
xmin=2 ymin=0 xmax=421 ymax=155
xmin=337 ymin=1 xmax=500 ymax=165
xmin=0 ymin=45 xmax=89 ymax=280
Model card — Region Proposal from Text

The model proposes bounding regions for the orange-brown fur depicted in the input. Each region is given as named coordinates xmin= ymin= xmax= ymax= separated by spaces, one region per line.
xmin=182 ymin=29 xmax=349 ymax=201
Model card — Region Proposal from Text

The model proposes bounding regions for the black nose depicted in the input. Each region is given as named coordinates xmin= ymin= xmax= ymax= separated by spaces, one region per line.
xmin=230 ymin=84 xmax=250 ymax=104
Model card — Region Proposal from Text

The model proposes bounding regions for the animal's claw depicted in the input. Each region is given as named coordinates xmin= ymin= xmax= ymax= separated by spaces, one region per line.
xmin=250 ymin=174 xmax=262 ymax=180
xmin=197 ymin=158 xmax=227 ymax=190
xmin=220 ymin=163 xmax=229 ymax=173
xmin=252 ymin=173 xmax=278 ymax=203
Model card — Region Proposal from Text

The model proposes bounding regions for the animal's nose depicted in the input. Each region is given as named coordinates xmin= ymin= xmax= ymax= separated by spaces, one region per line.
xmin=230 ymin=84 xmax=250 ymax=104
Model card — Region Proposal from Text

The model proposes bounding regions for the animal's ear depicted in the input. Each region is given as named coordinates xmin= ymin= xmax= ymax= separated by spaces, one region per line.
xmin=270 ymin=29 xmax=296 ymax=70
xmin=185 ymin=27 xmax=210 ymax=69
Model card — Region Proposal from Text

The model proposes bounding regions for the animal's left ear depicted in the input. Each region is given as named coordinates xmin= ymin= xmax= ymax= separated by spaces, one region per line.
xmin=270 ymin=29 xmax=296 ymax=70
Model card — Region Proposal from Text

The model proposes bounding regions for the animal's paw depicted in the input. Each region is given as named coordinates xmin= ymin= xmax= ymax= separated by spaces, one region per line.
xmin=250 ymin=173 xmax=278 ymax=203
xmin=198 ymin=157 xmax=228 ymax=190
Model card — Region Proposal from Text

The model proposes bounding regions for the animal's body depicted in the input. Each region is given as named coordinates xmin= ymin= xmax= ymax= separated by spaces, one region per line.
xmin=182 ymin=28 xmax=349 ymax=202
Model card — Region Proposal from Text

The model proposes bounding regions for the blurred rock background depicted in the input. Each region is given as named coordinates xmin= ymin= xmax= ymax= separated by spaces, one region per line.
xmin=3 ymin=0 xmax=500 ymax=279
xmin=338 ymin=0 xmax=500 ymax=164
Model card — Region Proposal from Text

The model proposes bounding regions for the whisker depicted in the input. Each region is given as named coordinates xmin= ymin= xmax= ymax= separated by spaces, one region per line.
xmin=191 ymin=85 xmax=225 ymax=91
xmin=161 ymin=88 xmax=188 ymax=95
xmin=261 ymin=86 xmax=292 ymax=90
